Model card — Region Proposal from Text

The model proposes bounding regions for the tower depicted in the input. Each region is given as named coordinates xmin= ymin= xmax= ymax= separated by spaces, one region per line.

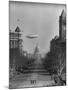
xmin=59 ymin=9 xmax=66 ymax=41
xmin=15 ymin=26 xmax=22 ymax=48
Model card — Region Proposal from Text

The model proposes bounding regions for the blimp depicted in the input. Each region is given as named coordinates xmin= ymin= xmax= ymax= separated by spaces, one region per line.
xmin=26 ymin=34 xmax=39 ymax=39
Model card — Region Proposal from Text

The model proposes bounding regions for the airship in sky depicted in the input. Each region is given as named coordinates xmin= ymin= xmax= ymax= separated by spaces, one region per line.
xmin=26 ymin=34 xmax=39 ymax=39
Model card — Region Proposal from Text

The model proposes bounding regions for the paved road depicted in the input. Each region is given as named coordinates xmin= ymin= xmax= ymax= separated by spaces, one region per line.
xmin=9 ymin=71 xmax=55 ymax=89
xmin=9 ymin=57 xmax=55 ymax=89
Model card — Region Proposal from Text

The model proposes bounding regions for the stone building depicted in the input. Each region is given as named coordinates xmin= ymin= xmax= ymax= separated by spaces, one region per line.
xmin=10 ymin=26 xmax=22 ymax=48
xmin=50 ymin=9 xmax=66 ymax=55
xmin=49 ymin=9 xmax=66 ymax=84
xmin=9 ymin=26 xmax=23 ymax=67
xmin=44 ymin=9 xmax=66 ymax=85
xmin=59 ymin=10 xmax=66 ymax=41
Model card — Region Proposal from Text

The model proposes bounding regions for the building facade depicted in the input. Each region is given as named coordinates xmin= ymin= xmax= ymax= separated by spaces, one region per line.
xmin=9 ymin=26 xmax=23 ymax=67
xmin=49 ymin=9 xmax=66 ymax=83
xmin=44 ymin=9 xmax=66 ymax=85
xmin=9 ymin=26 xmax=22 ymax=48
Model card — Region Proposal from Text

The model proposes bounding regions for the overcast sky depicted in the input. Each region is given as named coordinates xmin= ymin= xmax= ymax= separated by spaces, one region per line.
xmin=9 ymin=1 xmax=66 ymax=54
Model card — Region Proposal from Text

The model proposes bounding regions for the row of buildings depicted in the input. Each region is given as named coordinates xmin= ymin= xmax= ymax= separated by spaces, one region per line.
xmin=9 ymin=26 xmax=23 ymax=67
xmin=9 ymin=25 xmax=40 ymax=67
xmin=9 ymin=9 xmax=66 ymax=75
xmin=45 ymin=9 xmax=66 ymax=85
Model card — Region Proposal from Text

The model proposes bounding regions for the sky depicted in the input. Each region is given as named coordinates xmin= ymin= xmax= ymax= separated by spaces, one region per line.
xmin=9 ymin=1 xmax=66 ymax=54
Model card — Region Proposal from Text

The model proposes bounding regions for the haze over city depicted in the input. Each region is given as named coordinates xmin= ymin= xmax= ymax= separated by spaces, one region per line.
xmin=9 ymin=1 xmax=65 ymax=54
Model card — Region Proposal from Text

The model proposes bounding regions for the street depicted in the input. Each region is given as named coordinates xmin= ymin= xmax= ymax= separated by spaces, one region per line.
xmin=9 ymin=56 xmax=55 ymax=89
